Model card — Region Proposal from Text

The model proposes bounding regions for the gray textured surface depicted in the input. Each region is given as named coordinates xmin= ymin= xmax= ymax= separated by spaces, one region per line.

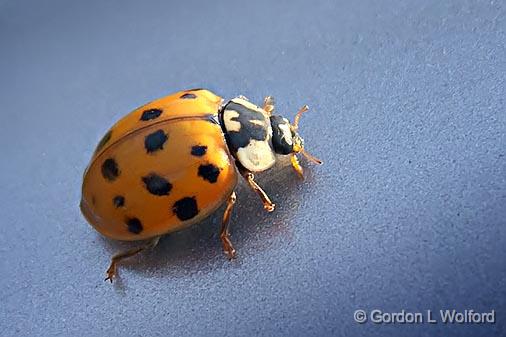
xmin=0 ymin=0 xmax=505 ymax=336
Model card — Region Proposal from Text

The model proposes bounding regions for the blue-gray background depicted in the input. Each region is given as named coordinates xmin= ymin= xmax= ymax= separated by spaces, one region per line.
xmin=0 ymin=0 xmax=504 ymax=336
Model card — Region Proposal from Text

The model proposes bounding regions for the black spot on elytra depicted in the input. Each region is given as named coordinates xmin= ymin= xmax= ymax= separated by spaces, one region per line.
xmin=198 ymin=164 xmax=221 ymax=183
xmin=222 ymin=101 xmax=268 ymax=151
xmin=101 ymin=158 xmax=120 ymax=181
xmin=172 ymin=197 xmax=199 ymax=221
xmin=113 ymin=195 xmax=125 ymax=208
xmin=142 ymin=173 xmax=172 ymax=196
xmin=91 ymin=196 xmax=96 ymax=205
xmin=180 ymin=93 xmax=197 ymax=99
xmin=191 ymin=145 xmax=207 ymax=157
xmin=270 ymin=115 xmax=293 ymax=155
xmin=140 ymin=108 xmax=163 ymax=121
xmin=126 ymin=217 xmax=143 ymax=234
xmin=145 ymin=130 xmax=168 ymax=153
xmin=94 ymin=129 xmax=112 ymax=154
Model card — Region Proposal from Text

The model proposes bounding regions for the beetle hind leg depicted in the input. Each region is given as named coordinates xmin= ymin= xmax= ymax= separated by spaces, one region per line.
xmin=105 ymin=236 xmax=160 ymax=283
xmin=220 ymin=191 xmax=237 ymax=259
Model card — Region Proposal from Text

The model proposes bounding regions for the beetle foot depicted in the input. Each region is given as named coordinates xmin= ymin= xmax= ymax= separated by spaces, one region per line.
xmin=105 ymin=263 xmax=117 ymax=283
xmin=221 ymin=236 xmax=237 ymax=260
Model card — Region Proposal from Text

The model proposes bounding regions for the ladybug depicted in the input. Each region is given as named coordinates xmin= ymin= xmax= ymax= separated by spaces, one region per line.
xmin=80 ymin=88 xmax=322 ymax=282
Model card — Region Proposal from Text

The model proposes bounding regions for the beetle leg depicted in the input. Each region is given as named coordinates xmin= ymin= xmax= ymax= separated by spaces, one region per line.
xmin=220 ymin=191 xmax=237 ymax=259
xmin=238 ymin=166 xmax=275 ymax=212
xmin=262 ymin=96 xmax=275 ymax=115
xmin=105 ymin=236 xmax=160 ymax=283
xmin=290 ymin=153 xmax=304 ymax=179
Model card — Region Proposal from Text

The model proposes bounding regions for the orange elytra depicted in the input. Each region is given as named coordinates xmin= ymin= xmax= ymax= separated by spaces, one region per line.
xmin=80 ymin=88 xmax=322 ymax=282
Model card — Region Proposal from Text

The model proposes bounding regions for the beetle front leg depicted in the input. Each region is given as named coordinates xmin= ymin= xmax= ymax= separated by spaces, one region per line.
xmin=290 ymin=153 xmax=304 ymax=179
xmin=238 ymin=166 xmax=275 ymax=212
xmin=262 ymin=96 xmax=275 ymax=115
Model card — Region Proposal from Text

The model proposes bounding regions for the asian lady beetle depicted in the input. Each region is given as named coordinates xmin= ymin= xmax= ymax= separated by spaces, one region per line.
xmin=80 ymin=89 xmax=322 ymax=282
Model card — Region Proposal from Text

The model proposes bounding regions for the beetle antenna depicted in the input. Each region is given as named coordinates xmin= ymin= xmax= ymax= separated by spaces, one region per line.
xmin=293 ymin=105 xmax=309 ymax=130
xmin=292 ymin=104 xmax=322 ymax=165
xmin=301 ymin=149 xmax=323 ymax=165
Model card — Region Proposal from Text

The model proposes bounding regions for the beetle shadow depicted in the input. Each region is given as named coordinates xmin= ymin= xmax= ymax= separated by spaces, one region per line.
xmin=97 ymin=158 xmax=321 ymax=283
